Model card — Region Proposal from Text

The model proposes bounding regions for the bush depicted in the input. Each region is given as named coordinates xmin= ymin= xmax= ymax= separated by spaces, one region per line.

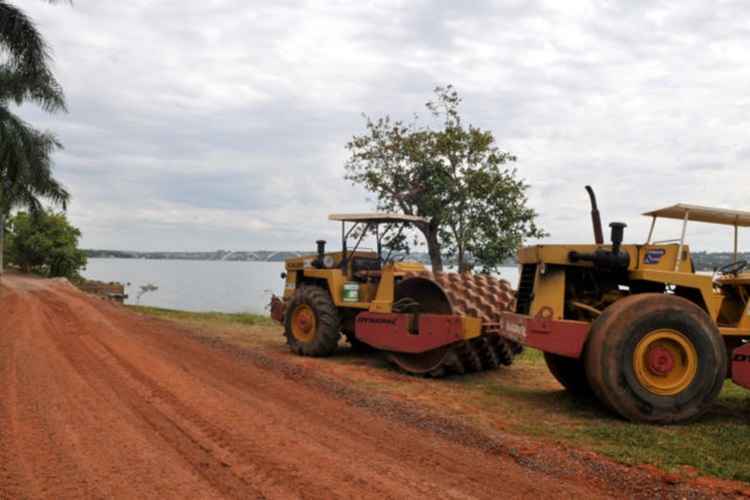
xmin=6 ymin=211 xmax=87 ymax=279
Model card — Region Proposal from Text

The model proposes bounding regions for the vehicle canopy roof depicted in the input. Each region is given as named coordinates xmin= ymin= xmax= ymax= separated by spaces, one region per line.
xmin=328 ymin=213 xmax=429 ymax=224
xmin=643 ymin=204 xmax=750 ymax=227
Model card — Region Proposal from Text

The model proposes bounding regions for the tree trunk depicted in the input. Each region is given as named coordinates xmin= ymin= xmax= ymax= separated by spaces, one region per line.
xmin=0 ymin=212 xmax=5 ymax=277
xmin=418 ymin=222 xmax=443 ymax=272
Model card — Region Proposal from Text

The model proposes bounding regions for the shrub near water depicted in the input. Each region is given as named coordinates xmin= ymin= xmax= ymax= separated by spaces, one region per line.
xmin=7 ymin=210 xmax=87 ymax=279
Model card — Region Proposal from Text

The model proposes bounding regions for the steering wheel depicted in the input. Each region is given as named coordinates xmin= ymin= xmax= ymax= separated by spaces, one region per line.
xmin=718 ymin=260 xmax=748 ymax=276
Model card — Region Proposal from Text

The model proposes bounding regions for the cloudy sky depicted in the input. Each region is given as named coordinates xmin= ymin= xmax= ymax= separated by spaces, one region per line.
xmin=16 ymin=0 xmax=750 ymax=252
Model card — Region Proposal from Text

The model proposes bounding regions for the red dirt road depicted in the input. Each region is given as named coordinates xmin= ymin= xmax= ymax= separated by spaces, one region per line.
xmin=0 ymin=275 xmax=741 ymax=499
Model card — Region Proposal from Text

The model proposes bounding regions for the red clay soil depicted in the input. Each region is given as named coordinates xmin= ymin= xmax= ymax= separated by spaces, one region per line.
xmin=0 ymin=274 xmax=745 ymax=500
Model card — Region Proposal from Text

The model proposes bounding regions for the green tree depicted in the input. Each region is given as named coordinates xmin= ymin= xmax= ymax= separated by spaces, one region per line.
xmin=0 ymin=0 xmax=70 ymax=275
xmin=6 ymin=210 xmax=86 ymax=279
xmin=345 ymin=85 xmax=545 ymax=273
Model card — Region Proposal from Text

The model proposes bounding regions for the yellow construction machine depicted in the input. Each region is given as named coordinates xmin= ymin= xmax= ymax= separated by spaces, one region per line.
xmin=270 ymin=213 xmax=521 ymax=376
xmin=497 ymin=186 xmax=750 ymax=423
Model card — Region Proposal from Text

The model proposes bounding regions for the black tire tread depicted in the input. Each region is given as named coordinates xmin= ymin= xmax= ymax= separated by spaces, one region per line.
xmin=544 ymin=352 xmax=591 ymax=395
xmin=584 ymin=293 xmax=727 ymax=423
xmin=283 ymin=285 xmax=341 ymax=357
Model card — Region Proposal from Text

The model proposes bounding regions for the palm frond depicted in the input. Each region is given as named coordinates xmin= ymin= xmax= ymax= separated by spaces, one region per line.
xmin=0 ymin=1 xmax=70 ymax=216
xmin=0 ymin=107 xmax=35 ymax=179
xmin=0 ymin=0 xmax=66 ymax=112
xmin=0 ymin=63 xmax=65 ymax=112
xmin=0 ymin=1 xmax=49 ymax=72
xmin=0 ymin=107 xmax=67 ymax=214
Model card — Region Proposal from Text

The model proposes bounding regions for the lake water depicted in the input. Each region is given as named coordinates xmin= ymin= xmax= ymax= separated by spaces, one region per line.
xmin=83 ymin=258 xmax=520 ymax=314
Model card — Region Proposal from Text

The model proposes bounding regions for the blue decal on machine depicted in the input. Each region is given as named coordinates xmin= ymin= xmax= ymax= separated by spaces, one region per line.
xmin=645 ymin=248 xmax=666 ymax=264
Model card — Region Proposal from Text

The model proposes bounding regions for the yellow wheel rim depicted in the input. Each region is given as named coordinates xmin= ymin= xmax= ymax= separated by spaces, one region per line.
xmin=291 ymin=304 xmax=316 ymax=342
xmin=633 ymin=329 xmax=698 ymax=396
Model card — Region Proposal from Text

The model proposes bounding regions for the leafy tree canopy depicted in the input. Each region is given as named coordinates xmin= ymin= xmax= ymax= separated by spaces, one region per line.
xmin=345 ymin=85 xmax=545 ymax=273
xmin=6 ymin=210 xmax=86 ymax=279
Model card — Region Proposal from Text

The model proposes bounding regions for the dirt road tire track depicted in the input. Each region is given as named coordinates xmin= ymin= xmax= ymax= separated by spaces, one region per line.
xmin=0 ymin=275 xmax=744 ymax=499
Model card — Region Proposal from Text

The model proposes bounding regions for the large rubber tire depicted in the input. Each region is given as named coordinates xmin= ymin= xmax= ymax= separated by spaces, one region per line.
xmin=284 ymin=285 xmax=341 ymax=357
xmin=585 ymin=294 xmax=727 ymax=424
xmin=544 ymin=352 xmax=592 ymax=395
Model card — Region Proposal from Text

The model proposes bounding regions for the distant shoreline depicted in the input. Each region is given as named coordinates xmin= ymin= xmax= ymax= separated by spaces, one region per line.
xmin=84 ymin=249 xmax=748 ymax=272
xmin=83 ymin=249 xmax=434 ymax=265
xmin=83 ymin=249 xmax=316 ymax=263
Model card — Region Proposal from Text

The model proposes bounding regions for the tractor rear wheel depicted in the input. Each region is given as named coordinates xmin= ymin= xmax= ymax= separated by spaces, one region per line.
xmin=585 ymin=294 xmax=726 ymax=423
xmin=284 ymin=285 xmax=341 ymax=357
xmin=544 ymin=352 xmax=591 ymax=395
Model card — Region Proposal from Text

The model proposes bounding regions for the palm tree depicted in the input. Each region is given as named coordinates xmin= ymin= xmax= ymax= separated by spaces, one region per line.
xmin=0 ymin=114 xmax=69 ymax=273
xmin=0 ymin=0 xmax=69 ymax=275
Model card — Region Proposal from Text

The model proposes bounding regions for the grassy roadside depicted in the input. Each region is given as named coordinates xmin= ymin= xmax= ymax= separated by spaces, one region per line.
xmin=461 ymin=351 xmax=750 ymax=482
xmin=129 ymin=305 xmax=275 ymax=327
xmin=130 ymin=305 xmax=750 ymax=483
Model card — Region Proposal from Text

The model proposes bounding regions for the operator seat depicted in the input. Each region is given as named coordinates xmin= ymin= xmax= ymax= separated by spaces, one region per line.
xmin=715 ymin=273 xmax=750 ymax=325
xmin=351 ymin=254 xmax=382 ymax=281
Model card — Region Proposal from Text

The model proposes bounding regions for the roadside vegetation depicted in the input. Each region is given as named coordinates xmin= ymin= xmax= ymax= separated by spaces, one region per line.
xmin=461 ymin=350 xmax=750 ymax=483
xmin=345 ymin=86 xmax=544 ymax=273
xmin=5 ymin=209 xmax=86 ymax=279
xmin=132 ymin=306 xmax=750 ymax=484
xmin=129 ymin=306 xmax=275 ymax=328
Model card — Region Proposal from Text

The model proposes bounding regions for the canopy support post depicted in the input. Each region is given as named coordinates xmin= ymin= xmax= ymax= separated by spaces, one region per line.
xmin=675 ymin=211 xmax=689 ymax=272
xmin=342 ymin=222 xmax=349 ymax=256
xmin=646 ymin=216 xmax=656 ymax=244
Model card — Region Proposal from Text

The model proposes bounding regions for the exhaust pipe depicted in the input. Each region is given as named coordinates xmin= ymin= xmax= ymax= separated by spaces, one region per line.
xmin=585 ymin=185 xmax=604 ymax=245
xmin=569 ymin=187 xmax=629 ymax=270
xmin=312 ymin=240 xmax=327 ymax=268
xmin=609 ymin=222 xmax=626 ymax=256
xmin=316 ymin=240 xmax=326 ymax=260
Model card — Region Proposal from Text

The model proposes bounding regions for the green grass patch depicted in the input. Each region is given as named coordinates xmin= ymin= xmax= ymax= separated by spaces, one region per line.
xmin=128 ymin=305 xmax=275 ymax=327
xmin=468 ymin=350 xmax=750 ymax=482
xmin=518 ymin=346 xmax=545 ymax=363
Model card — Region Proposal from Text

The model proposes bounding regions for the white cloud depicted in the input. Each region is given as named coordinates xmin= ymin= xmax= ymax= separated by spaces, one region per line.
xmin=15 ymin=0 xmax=750 ymax=253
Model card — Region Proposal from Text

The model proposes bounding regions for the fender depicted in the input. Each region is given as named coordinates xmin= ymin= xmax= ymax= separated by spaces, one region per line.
xmin=497 ymin=311 xmax=590 ymax=359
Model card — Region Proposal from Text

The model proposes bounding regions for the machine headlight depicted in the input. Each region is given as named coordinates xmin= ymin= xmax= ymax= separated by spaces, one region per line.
xmin=323 ymin=255 xmax=335 ymax=268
